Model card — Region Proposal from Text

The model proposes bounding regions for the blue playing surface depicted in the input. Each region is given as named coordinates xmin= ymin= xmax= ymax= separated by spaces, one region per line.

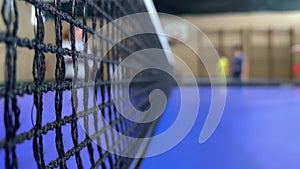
xmin=140 ymin=86 xmax=300 ymax=169
xmin=0 ymin=89 xmax=115 ymax=168
xmin=1 ymin=86 xmax=300 ymax=168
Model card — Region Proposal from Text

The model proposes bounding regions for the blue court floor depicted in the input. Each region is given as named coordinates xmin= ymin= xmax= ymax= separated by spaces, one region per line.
xmin=140 ymin=86 xmax=300 ymax=169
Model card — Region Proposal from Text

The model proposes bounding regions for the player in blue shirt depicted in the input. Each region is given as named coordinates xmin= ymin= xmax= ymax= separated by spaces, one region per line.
xmin=231 ymin=46 xmax=245 ymax=81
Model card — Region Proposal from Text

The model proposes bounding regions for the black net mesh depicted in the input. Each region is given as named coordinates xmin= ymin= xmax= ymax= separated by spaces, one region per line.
xmin=0 ymin=0 xmax=172 ymax=168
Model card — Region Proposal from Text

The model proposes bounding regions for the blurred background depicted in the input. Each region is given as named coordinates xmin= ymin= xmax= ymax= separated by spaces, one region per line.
xmin=2 ymin=0 xmax=300 ymax=82
xmin=154 ymin=0 xmax=300 ymax=82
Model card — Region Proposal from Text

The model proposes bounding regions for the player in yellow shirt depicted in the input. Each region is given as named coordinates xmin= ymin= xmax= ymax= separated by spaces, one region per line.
xmin=217 ymin=55 xmax=229 ymax=78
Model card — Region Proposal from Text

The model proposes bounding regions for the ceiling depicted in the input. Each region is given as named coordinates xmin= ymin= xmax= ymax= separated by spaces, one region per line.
xmin=152 ymin=0 xmax=300 ymax=14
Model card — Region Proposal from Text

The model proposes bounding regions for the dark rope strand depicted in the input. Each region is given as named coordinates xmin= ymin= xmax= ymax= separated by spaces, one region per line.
xmin=81 ymin=0 xmax=96 ymax=166
xmin=102 ymin=0 xmax=115 ymax=166
xmin=106 ymin=1 xmax=119 ymax=165
xmin=11 ymin=1 xmax=20 ymax=168
xmin=54 ymin=0 xmax=67 ymax=168
xmin=32 ymin=4 xmax=46 ymax=169
xmin=69 ymin=0 xmax=84 ymax=168
xmin=91 ymin=4 xmax=107 ymax=169
xmin=2 ymin=0 xmax=20 ymax=168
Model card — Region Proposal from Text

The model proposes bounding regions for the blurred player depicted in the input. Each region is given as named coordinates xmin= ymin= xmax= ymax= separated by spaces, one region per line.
xmin=291 ymin=44 xmax=300 ymax=77
xmin=62 ymin=27 xmax=92 ymax=80
xmin=231 ymin=45 xmax=246 ymax=81
xmin=292 ymin=44 xmax=300 ymax=53
xmin=217 ymin=51 xmax=229 ymax=78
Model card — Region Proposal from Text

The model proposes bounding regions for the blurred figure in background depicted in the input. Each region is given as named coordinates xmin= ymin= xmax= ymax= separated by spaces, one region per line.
xmin=62 ymin=27 xmax=92 ymax=80
xmin=217 ymin=50 xmax=229 ymax=78
xmin=291 ymin=44 xmax=300 ymax=77
xmin=231 ymin=45 xmax=246 ymax=81
xmin=292 ymin=44 xmax=300 ymax=53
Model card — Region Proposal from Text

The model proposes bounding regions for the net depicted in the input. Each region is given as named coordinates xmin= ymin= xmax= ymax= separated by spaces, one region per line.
xmin=0 ymin=0 xmax=172 ymax=168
